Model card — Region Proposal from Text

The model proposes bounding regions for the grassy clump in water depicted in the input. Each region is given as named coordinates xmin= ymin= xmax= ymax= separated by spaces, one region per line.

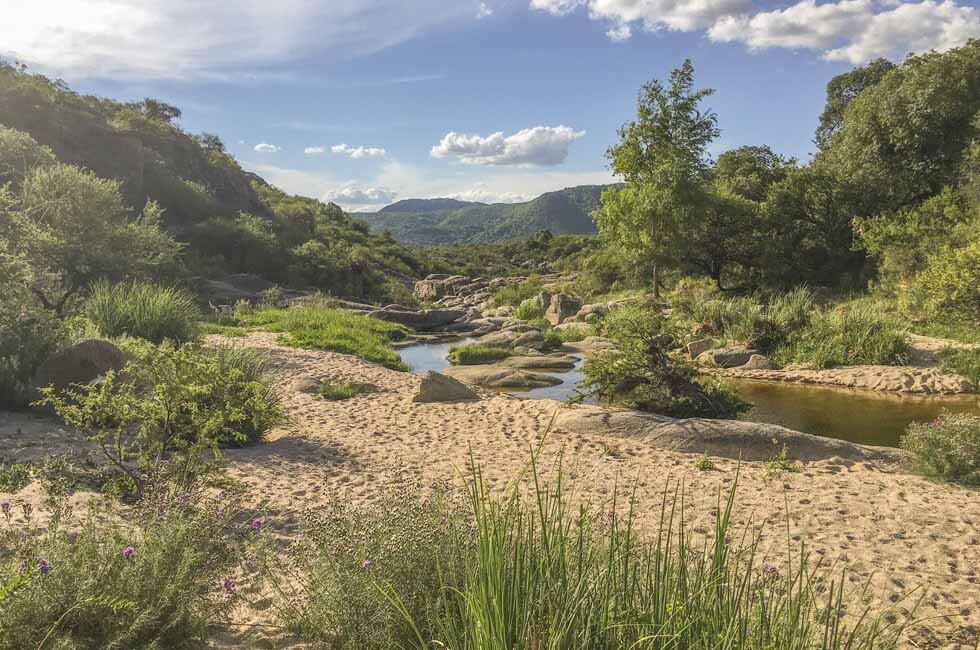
xmin=272 ymin=457 xmax=909 ymax=650
xmin=449 ymin=345 xmax=513 ymax=365
xmin=222 ymin=305 xmax=410 ymax=370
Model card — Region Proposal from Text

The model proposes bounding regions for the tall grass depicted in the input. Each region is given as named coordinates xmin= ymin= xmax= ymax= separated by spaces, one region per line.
xmin=449 ymin=345 xmax=513 ymax=365
xmin=785 ymin=303 xmax=910 ymax=369
xmin=491 ymin=278 xmax=544 ymax=307
xmin=276 ymin=458 xmax=907 ymax=650
xmin=223 ymin=306 xmax=410 ymax=370
xmin=85 ymin=281 xmax=199 ymax=344
xmin=902 ymin=410 xmax=980 ymax=485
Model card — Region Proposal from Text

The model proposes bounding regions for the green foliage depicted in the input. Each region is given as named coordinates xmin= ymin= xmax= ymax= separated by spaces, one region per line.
xmin=541 ymin=328 xmax=563 ymax=351
xmin=274 ymin=461 xmax=906 ymax=650
xmin=449 ymin=345 xmax=513 ymax=365
xmin=937 ymin=347 xmax=980 ymax=387
xmin=765 ymin=444 xmax=801 ymax=479
xmin=513 ymin=300 xmax=545 ymax=321
xmin=815 ymin=57 xmax=896 ymax=151
xmin=38 ymin=343 xmax=284 ymax=495
xmin=553 ymin=323 xmax=592 ymax=343
xmin=490 ymin=278 xmax=543 ymax=307
xmin=85 ymin=281 xmax=200 ymax=344
xmin=316 ymin=380 xmax=375 ymax=401
xmin=583 ymin=304 xmax=748 ymax=418
xmin=227 ymin=306 xmax=409 ymax=370
xmin=902 ymin=410 xmax=980 ymax=485
xmin=0 ymin=462 xmax=31 ymax=492
xmin=0 ymin=485 xmax=260 ymax=649
xmin=694 ymin=452 xmax=715 ymax=471
xmin=909 ymin=235 xmax=980 ymax=326
xmin=781 ymin=303 xmax=910 ymax=369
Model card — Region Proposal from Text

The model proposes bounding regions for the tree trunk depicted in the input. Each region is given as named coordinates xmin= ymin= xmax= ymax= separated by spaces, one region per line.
xmin=651 ymin=263 xmax=660 ymax=299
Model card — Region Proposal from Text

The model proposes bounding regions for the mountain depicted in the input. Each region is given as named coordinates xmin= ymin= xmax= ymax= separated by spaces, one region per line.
xmin=379 ymin=197 xmax=485 ymax=213
xmin=359 ymin=184 xmax=614 ymax=245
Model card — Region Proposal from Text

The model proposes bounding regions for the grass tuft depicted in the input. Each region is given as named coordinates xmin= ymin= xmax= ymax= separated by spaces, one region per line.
xmin=449 ymin=345 xmax=513 ymax=365
xmin=85 ymin=281 xmax=200 ymax=344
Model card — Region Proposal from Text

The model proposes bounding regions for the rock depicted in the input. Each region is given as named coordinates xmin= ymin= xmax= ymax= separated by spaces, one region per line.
xmin=554 ymin=406 xmax=900 ymax=462
xmin=738 ymin=354 xmax=773 ymax=370
xmin=32 ymin=339 xmax=124 ymax=394
xmin=368 ymin=309 xmax=466 ymax=331
xmin=501 ymin=323 xmax=538 ymax=334
xmin=195 ymin=279 xmax=259 ymax=305
xmin=513 ymin=331 xmax=545 ymax=350
xmin=687 ymin=338 xmax=714 ymax=359
xmin=494 ymin=306 xmax=516 ymax=318
xmin=444 ymin=365 xmax=564 ymax=389
xmin=478 ymin=330 xmax=522 ymax=348
xmin=697 ymin=346 xmax=758 ymax=368
xmin=413 ymin=371 xmax=479 ymax=403
xmin=562 ymin=336 xmax=617 ymax=354
xmin=545 ymin=294 xmax=583 ymax=326
xmin=499 ymin=354 xmax=579 ymax=370
xmin=414 ymin=275 xmax=471 ymax=301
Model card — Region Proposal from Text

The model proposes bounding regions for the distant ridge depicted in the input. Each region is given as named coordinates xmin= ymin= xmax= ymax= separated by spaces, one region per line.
xmin=359 ymin=184 xmax=615 ymax=245
xmin=379 ymin=197 xmax=485 ymax=213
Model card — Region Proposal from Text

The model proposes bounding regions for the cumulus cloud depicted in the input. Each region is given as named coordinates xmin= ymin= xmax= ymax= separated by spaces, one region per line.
xmin=477 ymin=2 xmax=493 ymax=18
xmin=304 ymin=146 xmax=326 ymax=154
xmin=1 ymin=1 xmax=476 ymax=79
xmin=331 ymin=143 xmax=388 ymax=158
xmin=323 ymin=185 xmax=397 ymax=205
xmin=533 ymin=0 xmax=980 ymax=64
xmin=447 ymin=183 xmax=530 ymax=203
xmin=254 ymin=143 xmax=281 ymax=153
xmin=431 ymin=125 xmax=585 ymax=166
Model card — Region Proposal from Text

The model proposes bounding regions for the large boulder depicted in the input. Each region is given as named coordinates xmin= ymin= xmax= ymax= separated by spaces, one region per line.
xmin=414 ymin=371 xmax=479 ymax=403
xmin=686 ymin=338 xmax=714 ymax=359
xmin=368 ymin=309 xmax=466 ymax=331
xmin=32 ymin=339 xmax=125 ymax=394
xmin=545 ymin=294 xmax=583 ymax=326
xmin=696 ymin=346 xmax=758 ymax=368
xmin=554 ymin=406 xmax=900 ymax=462
xmin=739 ymin=354 xmax=773 ymax=370
xmin=499 ymin=354 xmax=580 ymax=370
xmin=444 ymin=365 xmax=564 ymax=389
xmin=414 ymin=275 xmax=471 ymax=301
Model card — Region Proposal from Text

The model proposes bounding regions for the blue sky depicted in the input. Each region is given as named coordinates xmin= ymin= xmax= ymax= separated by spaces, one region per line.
xmin=4 ymin=0 xmax=980 ymax=210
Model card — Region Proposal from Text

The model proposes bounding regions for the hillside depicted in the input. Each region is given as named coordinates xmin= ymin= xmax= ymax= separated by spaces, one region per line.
xmin=379 ymin=197 xmax=484 ymax=213
xmin=0 ymin=64 xmax=427 ymax=303
xmin=359 ymin=184 xmax=613 ymax=245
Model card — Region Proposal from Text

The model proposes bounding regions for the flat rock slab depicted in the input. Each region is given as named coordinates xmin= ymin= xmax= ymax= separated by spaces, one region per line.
xmin=499 ymin=354 xmax=580 ymax=370
xmin=414 ymin=371 xmax=479 ymax=403
xmin=368 ymin=309 xmax=466 ymax=331
xmin=444 ymin=365 xmax=564 ymax=389
xmin=724 ymin=365 xmax=976 ymax=395
xmin=555 ymin=406 xmax=900 ymax=463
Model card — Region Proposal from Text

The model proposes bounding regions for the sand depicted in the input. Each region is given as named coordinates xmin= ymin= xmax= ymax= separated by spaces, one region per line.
xmin=723 ymin=364 xmax=975 ymax=394
xmin=3 ymin=330 xmax=980 ymax=648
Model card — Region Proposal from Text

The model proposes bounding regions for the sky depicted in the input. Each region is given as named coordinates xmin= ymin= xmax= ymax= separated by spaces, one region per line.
xmin=4 ymin=0 xmax=980 ymax=211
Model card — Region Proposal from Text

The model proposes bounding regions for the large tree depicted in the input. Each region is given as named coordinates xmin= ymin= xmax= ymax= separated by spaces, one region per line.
xmin=814 ymin=57 xmax=895 ymax=151
xmin=596 ymin=60 xmax=719 ymax=296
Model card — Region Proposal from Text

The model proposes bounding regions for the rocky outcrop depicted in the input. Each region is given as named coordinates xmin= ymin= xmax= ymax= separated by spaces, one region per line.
xmin=414 ymin=371 xmax=478 ymax=403
xmin=414 ymin=275 xmax=475 ymax=302
xmin=562 ymin=336 xmax=617 ymax=354
xmin=498 ymin=354 xmax=580 ymax=370
xmin=545 ymin=294 xmax=582 ymax=326
xmin=724 ymin=365 xmax=976 ymax=395
xmin=686 ymin=338 xmax=714 ymax=359
xmin=738 ymin=354 xmax=773 ymax=370
xmin=554 ymin=406 xmax=900 ymax=462
xmin=697 ymin=346 xmax=758 ymax=368
xmin=368 ymin=309 xmax=466 ymax=331
xmin=32 ymin=339 xmax=125 ymax=394
xmin=444 ymin=365 xmax=564 ymax=389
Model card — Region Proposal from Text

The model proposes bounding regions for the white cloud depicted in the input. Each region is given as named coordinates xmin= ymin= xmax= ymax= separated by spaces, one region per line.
xmin=431 ymin=125 xmax=585 ymax=166
xmin=304 ymin=146 xmax=326 ymax=154
xmin=477 ymin=2 xmax=494 ymax=18
xmin=253 ymin=143 xmax=281 ymax=153
xmin=331 ymin=143 xmax=388 ymax=158
xmin=323 ymin=185 xmax=397 ymax=206
xmin=1 ymin=1 xmax=475 ymax=79
xmin=534 ymin=0 xmax=980 ymax=63
xmin=447 ymin=183 xmax=531 ymax=204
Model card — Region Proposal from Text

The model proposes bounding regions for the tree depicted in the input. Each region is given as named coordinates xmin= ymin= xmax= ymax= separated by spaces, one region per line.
xmin=598 ymin=60 xmax=719 ymax=297
xmin=713 ymin=145 xmax=795 ymax=203
xmin=197 ymin=132 xmax=225 ymax=152
xmin=137 ymin=98 xmax=182 ymax=124
xmin=815 ymin=57 xmax=895 ymax=150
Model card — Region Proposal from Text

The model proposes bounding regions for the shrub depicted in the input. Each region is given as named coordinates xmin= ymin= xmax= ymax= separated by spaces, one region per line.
xmin=0 ymin=462 xmax=31 ymax=492
xmin=449 ymin=345 xmax=513 ymax=365
xmin=38 ymin=343 xmax=285 ymax=496
xmin=227 ymin=306 xmax=409 ymax=371
xmin=666 ymin=276 xmax=722 ymax=322
xmin=554 ymin=323 xmax=592 ymax=342
xmin=937 ymin=347 xmax=980 ymax=386
xmin=782 ymin=303 xmax=910 ymax=368
xmin=908 ymin=236 xmax=980 ymax=326
xmin=513 ymin=300 xmax=545 ymax=321
xmin=85 ymin=281 xmax=200 ymax=344
xmin=0 ymin=484 xmax=261 ymax=649
xmin=316 ymin=380 xmax=376 ymax=401
xmin=541 ymin=328 xmax=563 ymax=351
xmin=491 ymin=278 xmax=543 ymax=307
xmin=902 ymin=411 xmax=980 ymax=485
xmin=584 ymin=305 xmax=748 ymax=418
xmin=0 ymin=294 xmax=65 ymax=409
xmin=274 ymin=461 xmax=906 ymax=650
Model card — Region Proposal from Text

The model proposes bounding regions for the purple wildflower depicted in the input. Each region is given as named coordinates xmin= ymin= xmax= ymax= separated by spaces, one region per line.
xmin=1 ymin=499 xmax=10 ymax=514
xmin=18 ymin=560 xmax=27 ymax=575
xmin=37 ymin=557 xmax=50 ymax=575
xmin=223 ymin=577 xmax=237 ymax=593
xmin=250 ymin=517 xmax=264 ymax=531
xmin=122 ymin=546 xmax=136 ymax=560
xmin=361 ymin=559 xmax=374 ymax=570
xmin=761 ymin=563 xmax=778 ymax=578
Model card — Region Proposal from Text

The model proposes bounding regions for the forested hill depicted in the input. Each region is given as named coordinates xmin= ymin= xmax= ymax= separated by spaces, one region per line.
xmin=379 ymin=197 xmax=485 ymax=213
xmin=358 ymin=184 xmax=613 ymax=245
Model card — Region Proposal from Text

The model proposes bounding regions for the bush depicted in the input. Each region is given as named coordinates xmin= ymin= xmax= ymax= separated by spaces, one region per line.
xmin=316 ymin=380 xmax=375 ymax=401
xmin=39 ymin=343 xmax=285 ymax=496
xmin=554 ymin=323 xmax=592 ymax=342
xmin=584 ymin=305 xmax=748 ymax=418
xmin=226 ymin=306 xmax=409 ymax=371
xmin=85 ymin=281 xmax=200 ymax=344
xmin=0 ymin=484 xmax=261 ymax=649
xmin=0 ymin=294 xmax=65 ymax=409
xmin=938 ymin=347 xmax=980 ymax=386
xmin=782 ymin=303 xmax=910 ymax=368
xmin=910 ymin=238 xmax=980 ymax=326
xmin=541 ymin=328 xmax=563 ymax=351
xmin=273 ymin=461 xmax=905 ymax=650
xmin=902 ymin=410 xmax=980 ymax=485
xmin=491 ymin=278 xmax=543 ymax=307
xmin=513 ymin=301 xmax=545 ymax=321
xmin=449 ymin=345 xmax=513 ymax=365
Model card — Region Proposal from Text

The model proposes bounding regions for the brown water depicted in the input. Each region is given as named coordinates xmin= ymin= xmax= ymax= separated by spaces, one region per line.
xmin=734 ymin=380 xmax=980 ymax=447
